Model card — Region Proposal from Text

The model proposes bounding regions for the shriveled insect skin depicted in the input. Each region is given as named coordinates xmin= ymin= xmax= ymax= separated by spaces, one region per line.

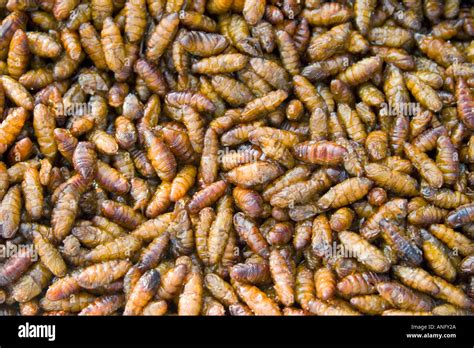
xmin=0 ymin=0 xmax=470 ymax=318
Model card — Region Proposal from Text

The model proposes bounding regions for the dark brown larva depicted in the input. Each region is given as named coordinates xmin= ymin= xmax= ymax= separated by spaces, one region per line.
xmin=0 ymin=0 xmax=471 ymax=318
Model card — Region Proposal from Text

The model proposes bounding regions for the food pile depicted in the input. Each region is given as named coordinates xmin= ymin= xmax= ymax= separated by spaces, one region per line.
xmin=0 ymin=0 xmax=473 ymax=316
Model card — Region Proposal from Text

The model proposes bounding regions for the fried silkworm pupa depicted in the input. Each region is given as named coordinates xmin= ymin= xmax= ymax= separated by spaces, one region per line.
xmin=242 ymin=0 xmax=265 ymax=25
xmin=365 ymin=130 xmax=388 ymax=161
xmin=90 ymin=216 xmax=126 ymax=240
xmin=367 ymin=188 xmax=387 ymax=207
xmin=144 ymin=181 xmax=170 ymax=219
xmin=431 ymin=276 xmax=472 ymax=309
xmin=7 ymin=29 xmax=29 ymax=80
xmin=379 ymin=219 xmax=423 ymax=266
xmin=72 ymin=224 xmax=115 ymax=249
xmin=269 ymin=248 xmax=295 ymax=306
xmin=180 ymin=31 xmax=228 ymax=57
xmin=337 ymin=56 xmax=383 ymax=87
xmin=74 ymin=260 xmax=131 ymax=290
xmin=45 ymin=275 xmax=81 ymax=301
xmin=124 ymin=0 xmax=146 ymax=43
xmin=95 ymin=160 xmax=130 ymax=195
xmin=130 ymin=213 xmax=172 ymax=243
xmin=178 ymin=269 xmax=203 ymax=316
xmin=240 ymin=90 xmax=288 ymax=122
xmin=293 ymin=140 xmax=347 ymax=166
xmin=114 ymin=116 xmax=137 ymax=150
xmin=317 ymin=177 xmax=373 ymax=210
xmin=187 ymin=180 xmax=227 ymax=214
xmin=307 ymin=298 xmax=361 ymax=316
xmin=270 ymin=169 xmax=336 ymax=209
xmin=198 ymin=128 xmax=218 ymax=186
xmin=350 ymin=294 xmax=392 ymax=315
xmin=156 ymin=125 xmax=197 ymax=166
xmin=275 ymin=30 xmax=300 ymax=76
xmin=230 ymin=257 xmax=271 ymax=286
xmin=136 ymin=232 xmax=170 ymax=272
xmin=364 ymin=163 xmax=418 ymax=197
xmin=0 ymin=162 xmax=8 ymax=201
xmin=392 ymin=265 xmax=439 ymax=296
xmin=124 ymin=269 xmax=161 ymax=315
xmin=302 ymin=54 xmax=353 ymax=82
xmin=346 ymin=31 xmax=370 ymax=54
xmin=193 ymin=207 xmax=213 ymax=266
xmin=40 ymin=292 xmax=97 ymax=313
xmin=206 ymin=194 xmax=233 ymax=265
xmin=88 ymin=130 xmax=119 ymax=156
xmin=455 ymin=78 xmax=474 ymax=131
xmin=445 ymin=203 xmax=474 ymax=228
xmin=51 ymin=181 xmax=88 ymax=241
xmin=331 ymin=80 xmax=355 ymax=105
xmin=0 ymin=185 xmax=22 ymax=239
xmin=403 ymin=142 xmax=443 ymax=189
xmin=339 ymin=231 xmax=391 ymax=273
xmin=0 ymin=248 xmax=34 ymax=287
xmin=404 ymin=73 xmax=443 ymax=112
xmin=84 ymin=234 xmax=143 ymax=263
xmin=201 ymin=296 xmax=224 ymax=316
xmin=376 ymin=281 xmax=434 ymax=312
xmin=72 ymin=141 xmax=97 ymax=181
xmin=429 ymin=224 xmax=474 ymax=257
xmin=233 ymin=281 xmax=281 ymax=315
xmin=407 ymin=203 xmax=448 ymax=227
xmin=54 ymin=129 xmax=77 ymax=162
xmin=134 ymin=59 xmax=167 ymax=96
xmin=12 ymin=262 xmax=53 ymax=303
xmin=337 ymin=272 xmax=389 ymax=297
xmin=415 ymin=34 xmax=464 ymax=68
xmin=21 ymin=167 xmax=43 ymax=221
xmin=307 ymin=23 xmax=351 ymax=61
xmin=251 ymin=57 xmax=291 ymax=92
xmin=32 ymin=230 xmax=67 ymax=277
xmin=142 ymin=129 xmax=176 ymax=182
xmin=295 ymin=264 xmax=315 ymax=310
xmin=204 ymin=273 xmax=238 ymax=306
xmin=169 ymin=165 xmax=196 ymax=203
xmin=0 ymin=11 xmax=28 ymax=59
xmin=156 ymin=263 xmax=188 ymax=300
xmin=421 ymin=230 xmax=457 ymax=282
xmin=233 ymin=212 xmax=269 ymax=259
xmin=0 ymin=0 xmax=471 ymax=318
xmin=256 ymin=136 xmax=295 ymax=169
xmin=432 ymin=304 xmax=471 ymax=316
xmin=26 ymin=32 xmax=62 ymax=59
xmin=79 ymin=294 xmax=125 ymax=316
xmin=233 ymin=187 xmax=265 ymax=219
xmin=166 ymin=92 xmax=215 ymax=115
xmin=460 ymin=256 xmax=474 ymax=275
xmin=191 ymin=53 xmax=248 ymax=75
xmin=226 ymin=161 xmax=283 ymax=189
xmin=262 ymin=165 xmax=311 ymax=201
xmin=369 ymin=25 xmax=413 ymax=48
xmin=249 ymin=127 xmax=300 ymax=148
xmin=354 ymin=0 xmax=376 ymax=35
xmin=314 ymin=267 xmax=336 ymax=301
xmin=79 ymin=22 xmax=107 ymax=70
xmin=0 ymin=107 xmax=28 ymax=155
xmin=293 ymin=219 xmax=312 ymax=251
xmin=390 ymin=114 xmax=409 ymax=156
xmin=329 ymin=207 xmax=354 ymax=232
xmin=142 ymin=300 xmax=168 ymax=316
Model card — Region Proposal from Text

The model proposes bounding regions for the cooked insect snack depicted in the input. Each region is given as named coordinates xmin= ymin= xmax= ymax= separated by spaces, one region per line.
xmin=0 ymin=0 xmax=472 ymax=317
